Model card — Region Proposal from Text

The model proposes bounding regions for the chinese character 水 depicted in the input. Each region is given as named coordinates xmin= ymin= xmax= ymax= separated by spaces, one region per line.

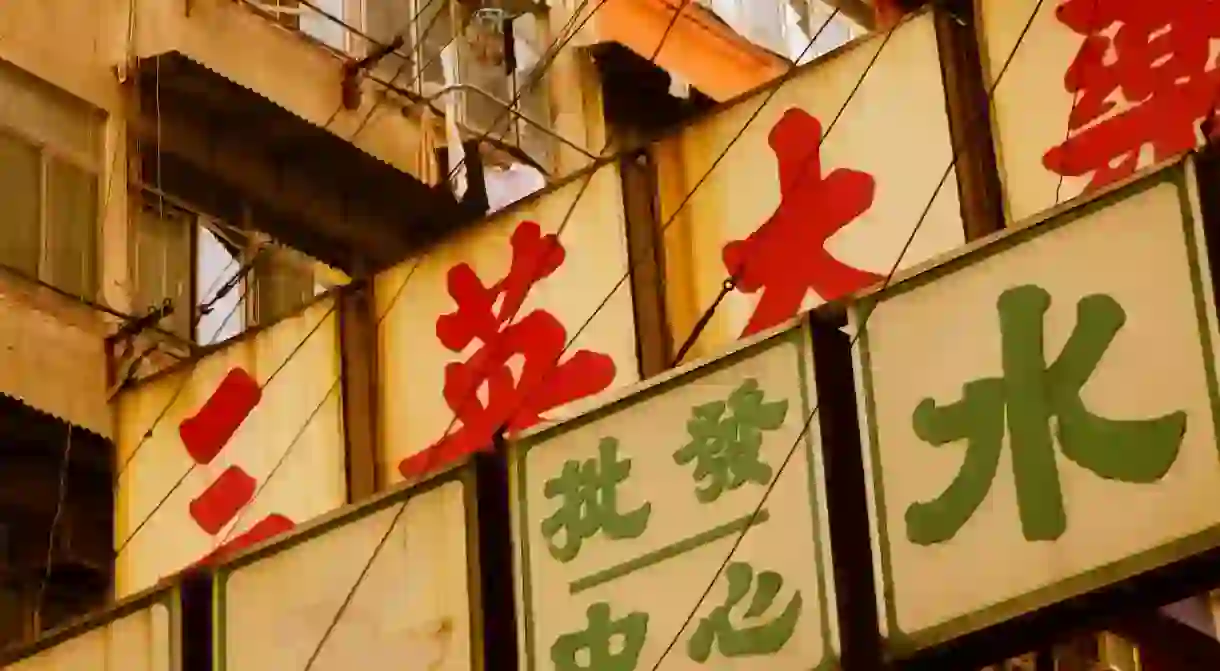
xmin=723 ymin=108 xmax=882 ymax=337
xmin=688 ymin=561 xmax=803 ymax=662
xmin=542 ymin=437 xmax=652 ymax=562
xmin=906 ymin=284 xmax=1186 ymax=545
xmin=674 ymin=379 xmax=788 ymax=503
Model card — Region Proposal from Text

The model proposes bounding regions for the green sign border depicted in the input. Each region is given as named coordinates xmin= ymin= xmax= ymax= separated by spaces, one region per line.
xmin=0 ymin=583 xmax=182 ymax=668
xmin=211 ymin=459 xmax=484 ymax=671
xmin=511 ymin=322 xmax=838 ymax=671
xmin=854 ymin=158 xmax=1220 ymax=655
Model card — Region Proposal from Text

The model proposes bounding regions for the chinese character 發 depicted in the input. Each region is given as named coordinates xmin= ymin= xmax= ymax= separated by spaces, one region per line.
xmin=688 ymin=561 xmax=802 ymax=662
xmin=1043 ymin=0 xmax=1220 ymax=191
xmin=398 ymin=220 xmax=618 ymax=480
xmin=552 ymin=602 xmax=649 ymax=671
xmin=542 ymin=437 xmax=652 ymax=562
xmin=722 ymin=108 xmax=882 ymax=337
xmin=674 ymin=379 xmax=788 ymax=503
xmin=906 ymin=284 xmax=1187 ymax=545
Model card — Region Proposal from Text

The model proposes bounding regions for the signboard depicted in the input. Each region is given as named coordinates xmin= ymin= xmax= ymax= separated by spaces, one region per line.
xmin=512 ymin=322 xmax=840 ymax=670
xmin=851 ymin=158 xmax=1220 ymax=653
xmin=0 ymin=587 xmax=179 ymax=671
xmin=655 ymin=10 xmax=965 ymax=362
xmin=377 ymin=161 xmax=641 ymax=487
xmin=114 ymin=297 xmax=347 ymax=597
xmin=215 ymin=462 xmax=479 ymax=670
xmin=980 ymin=0 xmax=1220 ymax=222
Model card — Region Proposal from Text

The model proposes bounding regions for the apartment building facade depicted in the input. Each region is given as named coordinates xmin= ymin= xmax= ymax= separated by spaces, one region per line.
xmin=4 ymin=0 xmax=1220 ymax=669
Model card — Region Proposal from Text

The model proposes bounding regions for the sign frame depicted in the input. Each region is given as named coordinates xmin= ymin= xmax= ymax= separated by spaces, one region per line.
xmin=0 ymin=583 xmax=183 ymax=669
xmin=510 ymin=319 xmax=842 ymax=671
xmin=851 ymin=155 xmax=1220 ymax=655
xmin=211 ymin=458 xmax=486 ymax=671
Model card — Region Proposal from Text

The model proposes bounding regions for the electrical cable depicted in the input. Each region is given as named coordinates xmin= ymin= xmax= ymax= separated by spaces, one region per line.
xmin=32 ymin=425 xmax=71 ymax=633
xmin=646 ymin=4 xmax=1047 ymax=667
xmin=294 ymin=3 xmax=687 ymax=667
xmin=290 ymin=5 xmax=871 ymax=668
xmin=112 ymin=297 xmax=338 ymax=560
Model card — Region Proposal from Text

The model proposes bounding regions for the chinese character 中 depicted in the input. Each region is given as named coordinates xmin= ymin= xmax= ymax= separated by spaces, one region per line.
xmin=551 ymin=602 xmax=649 ymax=671
xmin=398 ymin=221 xmax=617 ymax=479
xmin=687 ymin=561 xmax=803 ymax=663
xmin=722 ymin=108 xmax=882 ymax=337
xmin=1042 ymin=0 xmax=1220 ymax=191
xmin=906 ymin=284 xmax=1187 ymax=545
xmin=542 ymin=437 xmax=652 ymax=562
xmin=674 ymin=379 xmax=788 ymax=503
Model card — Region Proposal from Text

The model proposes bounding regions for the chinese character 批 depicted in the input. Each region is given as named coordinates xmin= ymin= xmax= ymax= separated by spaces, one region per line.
xmin=542 ymin=437 xmax=652 ymax=562
xmin=398 ymin=220 xmax=617 ymax=479
xmin=552 ymin=602 xmax=649 ymax=671
xmin=688 ymin=561 xmax=803 ymax=662
xmin=906 ymin=285 xmax=1187 ymax=545
xmin=723 ymin=108 xmax=882 ymax=337
xmin=1043 ymin=0 xmax=1220 ymax=191
xmin=674 ymin=379 xmax=788 ymax=503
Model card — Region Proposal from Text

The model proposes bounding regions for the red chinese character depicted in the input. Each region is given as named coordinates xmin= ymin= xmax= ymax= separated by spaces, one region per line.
xmin=722 ymin=108 xmax=881 ymax=338
xmin=398 ymin=221 xmax=617 ymax=479
xmin=178 ymin=367 xmax=295 ymax=563
xmin=1043 ymin=0 xmax=1220 ymax=191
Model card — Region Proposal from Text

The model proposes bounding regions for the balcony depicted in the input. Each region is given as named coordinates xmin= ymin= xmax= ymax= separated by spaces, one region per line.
xmin=130 ymin=0 xmax=475 ymax=272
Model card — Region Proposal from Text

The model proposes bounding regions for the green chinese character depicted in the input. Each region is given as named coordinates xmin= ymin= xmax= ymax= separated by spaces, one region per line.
xmin=542 ymin=437 xmax=652 ymax=562
xmin=907 ymin=284 xmax=1187 ymax=545
xmin=552 ymin=602 xmax=649 ymax=671
xmin=687 ymin=562 xmax=802 ymax=662
xmin=674 ymin=379 xmax=788 ymax=503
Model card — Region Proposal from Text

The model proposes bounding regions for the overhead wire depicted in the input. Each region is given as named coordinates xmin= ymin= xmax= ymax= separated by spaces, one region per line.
xmin=645 ymin=3 xmax=1047 ymax=667
xmin=289 ymin=4 xmax=871 ymax=668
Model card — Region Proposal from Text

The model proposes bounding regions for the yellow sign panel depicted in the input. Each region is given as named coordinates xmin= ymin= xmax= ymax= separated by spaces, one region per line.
xmin=114 ymin=298 xmax=347 ymax=597
xmin=852 ymin=160 xmax=1220 ymax=652
xmin=657 ymin=11 xmax=964 ymax=363
xmin=377 ymin=161 xmax=641 ymax=488
xmin=1 ymin=588 xmax=178 ymax=671
xmin=981 ymin=0 xmax=1218 ymax=222
xmin=513 ymin=323 xmax=839 ymax=670
xmin=216 ymin=466 xmax=477 ymax=670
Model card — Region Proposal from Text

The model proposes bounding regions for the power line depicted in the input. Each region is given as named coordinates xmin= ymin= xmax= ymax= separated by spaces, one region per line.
xmin=646 ymin=5 xmax=1047 ymax=667
xmin=112 ymin=295 xmax=337 ymax=560
xmin=295 ymin=3 xmax=687 ymax=668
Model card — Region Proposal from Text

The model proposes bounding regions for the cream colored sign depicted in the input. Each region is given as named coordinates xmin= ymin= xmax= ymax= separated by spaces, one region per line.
xmin=4 ymin=591 xmax=176 ymax=671
xmin=217 ymin=473 xmax=474 ymax=671
xmin=513 ymin=323 xmax=839 ymax=670
xmin=852 ymin=161 xmax=1220 ymax=652
xmin=114 ymin=298 xmax=347 ymax=597
xmin=657 ymin=11 xmax=963 ymax=362
xmin=980 ymin=0 xmax=1217 ymax=222
xmin=377 ymin=161 xmax=640 ymax=488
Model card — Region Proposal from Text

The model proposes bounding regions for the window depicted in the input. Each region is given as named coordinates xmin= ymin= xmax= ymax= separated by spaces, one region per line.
xmin=130 ymin=189 xmax=325 ymax=343
xmin=0 ymin=61 xmax=103 ymax=300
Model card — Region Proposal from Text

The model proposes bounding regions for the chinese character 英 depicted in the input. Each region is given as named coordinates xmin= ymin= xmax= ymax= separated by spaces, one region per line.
xmin=722 ymin=108 xmax=882 ymax=337
xmin=688 ymin=561 xmax=803 ymax=662
xmin=674 ymin=379 xmax=788 ymax=503
xmin=398 ymin=221 xmax=617 ymax=480
xmin=906 ymin=284 xmax=1187 ymax=545
xmin=552 ymin=602 xmax=649 ymax=671
xmin=542 ymin=437 xmax=652 ymax=562
xmin=1042 ymin=0 xmax=1220 ymax=191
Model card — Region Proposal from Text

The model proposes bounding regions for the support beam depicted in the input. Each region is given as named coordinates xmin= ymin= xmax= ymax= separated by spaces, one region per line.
xmin=338 ymin=281 xmax=380 ymax=501
xmin=619 ymin=149 xmax=673 ymax=378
